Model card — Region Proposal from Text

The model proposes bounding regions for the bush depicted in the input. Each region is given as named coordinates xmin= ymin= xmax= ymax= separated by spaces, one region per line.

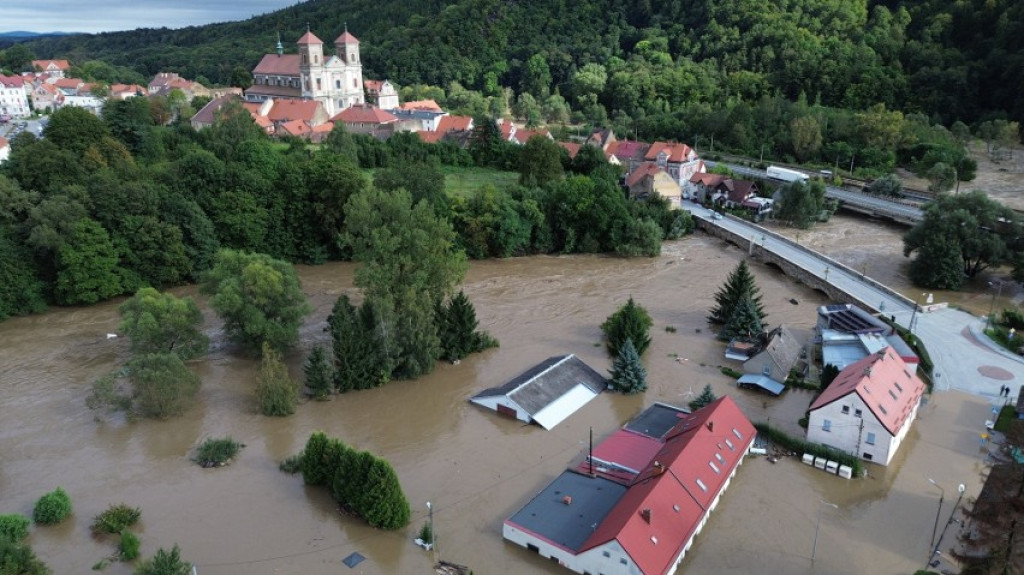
xmin=192 ymin=437 xmax=243 ymax=468
xmin=720 ymin=366 xmax=742 ymax=378
xmin=130 ymin=353 xmax=201 ymax=419
xmin=91 ymin=504 xmax=141 ymax=534
xmin=0 ymin=535 xmax=50 ymax=575
xmin=33 ymin=487 xmax=72 ymax=525
xmin=754 ymin=422 xmax=863 ymax=476
xmin=135 ymin=544 xmax=192 ymax=575
xmin=418 ymin=521 xmax=434 ymax=544
xmin=256 ymin=342 xmax=298 ymax=416
xmin=0 ymin=514 xmax=30 ymax=541
xmin=118 ymin=530 xmax=140 ymax=561
xmin=279 ymin=453 xmax=304 ymax=474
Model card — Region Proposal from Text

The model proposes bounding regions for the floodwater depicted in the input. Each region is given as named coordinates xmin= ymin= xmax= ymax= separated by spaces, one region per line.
xmin=0 ymin=232 xmax=1001 ymax=575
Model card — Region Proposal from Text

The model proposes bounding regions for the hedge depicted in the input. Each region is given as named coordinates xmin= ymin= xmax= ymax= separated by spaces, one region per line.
xmin=754 ymin=422 xmax=864 ymax=477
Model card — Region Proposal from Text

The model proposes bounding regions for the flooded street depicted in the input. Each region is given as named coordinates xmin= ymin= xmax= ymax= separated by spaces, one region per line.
xmin=0 ymin=232 xmax=1005 ymax=574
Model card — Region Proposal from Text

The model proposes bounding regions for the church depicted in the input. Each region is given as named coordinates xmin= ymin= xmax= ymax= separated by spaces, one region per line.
xmin=245 ymin=28 xmax=367 ymax=117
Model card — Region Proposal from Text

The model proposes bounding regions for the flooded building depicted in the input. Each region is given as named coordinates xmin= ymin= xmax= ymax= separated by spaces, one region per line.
xmin=503 ymin=397 xmax=756 ymax=575
xmin=806 ymin=347 xmax=926 ymax=465
xmin=469 ymin=354 xmax=606 ymax=430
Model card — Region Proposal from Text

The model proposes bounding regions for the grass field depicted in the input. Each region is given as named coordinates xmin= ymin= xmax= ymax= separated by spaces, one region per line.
xmin=440 ymin=165 xmax=519 ymax=197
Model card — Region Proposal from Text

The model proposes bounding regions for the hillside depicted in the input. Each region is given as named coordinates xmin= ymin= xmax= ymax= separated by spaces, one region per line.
xmin=15 ymin=0 xmax=1024 ymax=127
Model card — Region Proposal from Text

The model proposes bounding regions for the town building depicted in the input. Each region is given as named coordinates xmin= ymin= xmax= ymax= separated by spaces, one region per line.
xmin=504 ymin=396 xmax=756 ymax=574
xmin=469 ymin=354 xmax=606 ymax=430
xmin=0 ymin=137 xmax=10 ymax=164
xmin=0 ymin=75 xmax=30 ymax=118
xmin=245 ymin=29 xmax=365 ymax=117
xmin=741 ymin=325 xmax=806 ymax=384
xmin=625 ymin=162 xmax=682 ymax=207
xmin=30 ymin=59 xmax=70 ymax=78
xmin=363 ymin=79 xmax=398 ymax=109
xmin=330 ymin=104 xmax=399 ymax=137
xmin=806 ymin=347 xmax=926 ymax=465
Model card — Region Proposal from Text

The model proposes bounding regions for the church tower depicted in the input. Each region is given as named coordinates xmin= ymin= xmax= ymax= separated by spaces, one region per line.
xmin=297 ymin=28 xmax=325 ymax=100
xmin=332 ymin=27 xmax=364 ymax=111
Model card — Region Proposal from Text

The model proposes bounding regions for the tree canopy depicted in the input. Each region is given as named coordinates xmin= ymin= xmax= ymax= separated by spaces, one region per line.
xmin=708 ymin=260 xmax=766 ymax=327
xmin=601 ymin=296 xmax=653 ymax=357
xmin=118 ymin=288 xmax=208 ymax=359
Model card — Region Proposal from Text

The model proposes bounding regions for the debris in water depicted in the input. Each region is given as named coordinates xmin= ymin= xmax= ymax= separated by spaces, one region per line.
xmin=342 ymin=552 xmax=365 ymax=568
xmin=789 ymin=298 xmax=799 ymax=305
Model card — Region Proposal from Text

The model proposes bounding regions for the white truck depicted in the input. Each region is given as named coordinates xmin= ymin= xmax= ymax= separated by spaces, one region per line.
xmin=766 ymin=165 xmax=809 ymax=183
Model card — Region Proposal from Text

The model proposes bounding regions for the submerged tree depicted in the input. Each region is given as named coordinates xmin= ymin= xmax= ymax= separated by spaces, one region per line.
xmin=327 ymin=295 xmax=391 ymax=392
xmin=688 ymin=384 xmax=717 ymax=411
xmin=437 ymin=290 xmax=498 ymax=361
xmin=129 ymin=353 xmax=201 ymax=419
xmin=708 ymin=260 xmax=766 ymax=325
xmin=608 ymin=338 xmax=647 ymax=394
xmin=118 ymin=287 xmax=208 ymax=359
xmin=256 ymin=341 xmax=299 ymax=416
xmin=601 ymin=296 xmax=653 ymax=357
xmin=302 ymin=346 xmax=333 ymax=401
xmin=718 ymin=295 xmax=765 ymax=342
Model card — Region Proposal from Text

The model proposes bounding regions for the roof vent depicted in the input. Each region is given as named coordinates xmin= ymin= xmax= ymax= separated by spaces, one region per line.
xmin=707 ymin=421 xmax=714 ymax=432
xmin=651 ymin=536 xmax=658 ymax=545
xmin=864 ymin=366 xmax=872 ymax=376
xmin=562 ymin=495 xmax=572 ymax=505
xmin=640 ymin=508 xmax=652 ymax=523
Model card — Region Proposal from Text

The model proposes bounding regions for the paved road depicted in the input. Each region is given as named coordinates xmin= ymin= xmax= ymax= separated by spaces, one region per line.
xmin=685 ymin=204 xmax=1022 ymax=401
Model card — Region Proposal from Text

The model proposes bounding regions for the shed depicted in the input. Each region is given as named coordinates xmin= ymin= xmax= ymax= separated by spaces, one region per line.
xmin=743 ymin=325 xmax=806 ymax=381
xmin=736 ymin=374 xmax=786 ymax=396
xmin=470 ymin=355 xmax=606 ymax=430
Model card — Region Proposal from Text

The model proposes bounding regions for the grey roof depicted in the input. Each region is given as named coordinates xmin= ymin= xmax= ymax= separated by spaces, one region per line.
xmin=817 ymin=304 xmax=889 ymax=334
xmin=755 ymin=325 xmax=803 ymax=375
xmin=623 ymin=402 xmax=689 ymax=439
xmin=471 ymin=355 xmax=606 ymax=416
xmin=389 ymin=108 xmax=445 ymax=121
xmin=506 ymin=471 xmax=627 ymax=551
xmin=737 ymin=374 xmax=786 ymax=396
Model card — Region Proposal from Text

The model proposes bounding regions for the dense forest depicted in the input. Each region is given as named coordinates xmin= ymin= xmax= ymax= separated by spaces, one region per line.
xmin=8 ymin=0 xmax=1023 ymax=130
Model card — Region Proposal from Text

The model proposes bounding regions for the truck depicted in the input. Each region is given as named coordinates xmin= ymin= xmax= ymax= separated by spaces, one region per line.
xmin=766 ymin=165 xmax=809 ymax=183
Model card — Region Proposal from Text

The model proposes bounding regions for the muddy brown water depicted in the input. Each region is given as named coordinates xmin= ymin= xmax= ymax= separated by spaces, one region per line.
xmin=0 ymin=233 xmax=1000 ymax=574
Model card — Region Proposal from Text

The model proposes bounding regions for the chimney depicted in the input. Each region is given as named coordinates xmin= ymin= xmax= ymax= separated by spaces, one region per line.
xmin=640 ymin=508 xmax=652 ymax=523
xmin=562 ymin=495 xmax=572 ymax=505
xmin=707 ymin=421 xmax=714 ymax=432
xmin=653 ymin=461 xmax=666 ymax=475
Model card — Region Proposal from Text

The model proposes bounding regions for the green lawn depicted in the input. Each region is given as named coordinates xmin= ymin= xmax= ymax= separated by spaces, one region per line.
xmin=440 ymin=166 xmax=519 ymax=198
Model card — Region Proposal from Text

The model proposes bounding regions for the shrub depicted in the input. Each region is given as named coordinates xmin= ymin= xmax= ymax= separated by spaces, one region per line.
xmin=192 ymin=437 xmax=243 ymax=468
xmin=135 ymin=544 xmax=192 ymax=575
xmin=418 ymin=521 xmax=434 ymax=544
xmin=0 ymin=535 xmax=50 ymax=575
xmin=720 ymin=366 xmax=742 ymax=378
xmin=256 ymin=342 xmax=298 ymax=416
xmin=754 ymin=422 xmax=863 ymax=476
xmin=91 ymin=504 xmax=141 ymax=534
xmin=601 ymin=296 xmax=653 ymax=357
xmin=279 ymin=453 xmax=304 ymax=474
xmin=0 ymin=514 xmax=30 ymax=541
xmin=118 ymin=530 xmax=140 ymax=561
xmin=129 ymin=353 xmax=201 ymax=418
xmin=33 ymin=487 xmax=72 ymax=525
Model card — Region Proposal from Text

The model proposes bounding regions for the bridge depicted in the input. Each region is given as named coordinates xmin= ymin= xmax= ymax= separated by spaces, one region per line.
xmin=707 ymin=162 xmax=925 ymax=225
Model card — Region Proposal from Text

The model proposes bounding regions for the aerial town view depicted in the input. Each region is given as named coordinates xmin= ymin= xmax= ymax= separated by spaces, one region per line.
xmin=0 ymin=1 xmax=1022 ymax=575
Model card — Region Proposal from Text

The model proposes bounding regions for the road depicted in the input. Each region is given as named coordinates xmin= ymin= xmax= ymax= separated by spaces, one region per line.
xmin=685 ymin=203 xmax=1022 ymax=400
xmin=1 ymin=117 xmax=48 ymax=140
xmin=707 ymin=161 xmax=924 ymax=223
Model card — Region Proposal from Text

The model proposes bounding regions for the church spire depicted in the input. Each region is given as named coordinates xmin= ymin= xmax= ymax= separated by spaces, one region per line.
xmin=275 ymin=32 xmax=283 ymax=56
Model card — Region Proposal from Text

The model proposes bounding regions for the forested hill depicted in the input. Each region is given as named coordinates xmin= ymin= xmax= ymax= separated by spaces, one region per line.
xmin=17 ymin=0 xmax=1024 ymax=125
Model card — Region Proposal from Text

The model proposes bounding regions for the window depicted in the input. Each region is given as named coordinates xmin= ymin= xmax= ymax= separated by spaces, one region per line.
xmin=732 ymin=428 xmax=743 ymax=440
xmin=336 ymin=80 xmax=341 ymax=89
xmin=762 ymin=365 xmax=771 ymax=376
xmin=822 ymin=419 xmax=832 ymax=432
xmin=353 ymin=78 xmax=358 ymax=88
xmin=841 ymin=405 xmax=850 ymax=414
xmin=878 ymin=404 xmax=888 ymax=415
xmin=865 ymin=432 xmax=876 ymax=445
xmin=602 ymin=551 xmax=610 ymax=558
xmin=888 ymin=390 xmax=898 ymax=400
xmin=863 ymin=452 xmax=873 ymax=461
xmin=854 ymin=409 xmax=862 ymax=418
xmin=894 ymin=382 xmax=903 ymax=392
xmin=316 ymin=78 xmax=322 ymax=90
xmin=709 ymin=461 xmax=720 ymax=474
xmin=620 ymin=558 xmax=628 ymax=565
xmin=715 ymin=453 xmax=726 ymax=464
xmin=724 ymin=438 xmax=735 ymax=450
xmin=695 ymin=478 xmax=708 ymax=492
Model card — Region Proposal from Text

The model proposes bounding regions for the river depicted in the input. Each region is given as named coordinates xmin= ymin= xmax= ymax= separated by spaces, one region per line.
xmin=0 ymin=231 xmax=998 ymax=574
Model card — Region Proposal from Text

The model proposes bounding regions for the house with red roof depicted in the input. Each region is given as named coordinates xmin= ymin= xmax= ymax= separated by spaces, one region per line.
xmin=108 ymin=84 xmax=147 ymax=100
xmin=625 ymin=162 xmax=682 ymax=207
xmin=28 ymin=82 xmax=62 ymax=112
xmin=513 ymin=128 xmax=552 ymax=145
xmin=330 ymin=104 xmax=399 ymax=137
xmin=0 ymin=137 xmax=10 ymax=164
xmin=558 ymin=141 xmax=581 ymax=159
xmin=645 ymin=141 xmax=703 ymax=187
xmin=0 ymin=75 xmax=30 ymax=118
xmin=504 ymin=396 xmax=756 ymax=575
xmin=31 ymin=59 xmax=70 ymax=78
xmin=363 ymin=79 xmax=398 ymax=109
xmin=806 ymin=347 xmax=926 ymax=466
xmin=400 ymin=99 xmax=443 ymax=113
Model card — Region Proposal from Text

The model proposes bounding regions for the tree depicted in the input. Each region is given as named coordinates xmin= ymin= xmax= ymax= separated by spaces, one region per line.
xmin=601 ymin=297 xmax=653 ymax=357
xmin=256 ymin=342 xmax=299 ymax=416
xmin=0 ymin=535 xmax=49 ymax=575
xmin=2 ymin=44 xmax=35 ymax=71
xmin=33 ymin=488 xmax=72 ymax=525
xmin=521 ymin=54 xmax=552 ymax=99
xmin=907 ymin=233 xmax=964 ymax=290
xmin=790 ymin=115 xmax=822 ymax=161
xmin=129 ymin=353 xmax=201 ymax=419
xmin=199 ymin=249 xmax=311 ymax=354
xmin=303 ymin=346 xmax=333 ymax=401
xmin=358 ymin=457 xmax=411 ymax=530
xmin=865 ymin=174 xmax=904 ymax=198
xmin=135 ymin=544 xmax=192 ymax=575
xmin=926 ymin=162 xmax=956 ymax=194
xmin=54 ymin=218 xmax=123 ymax=305
xmin=718 ymin=295 xmax=764 ymax=342
xmin=688 ymin=384 xmax=717 ymax=411
xmin=44 ymin=106 xmax=111 ymax=155
xmin=773 ymin=180 xmax=824 ymax=229
xmin=229 ymin=66 xmax=253 ymax=90
xmin=518 ymin=135 xmax=564 ymax=187
xmin=708 ymin=260 xmax=766 ymax=325
xmin=608 ymin=338 xmax=647 ymax=394
xmin=118 ymin=288 xmax=208 ymax=359
xmin=0 ymin=225 xmax=46 ymax=320
xmin=327 ymin=295 xmax=391 ymax=392
xmin=437 ymin=290 xmax=498 ymax=361
xmin=820 ymin=364 xmax=840 ymax=392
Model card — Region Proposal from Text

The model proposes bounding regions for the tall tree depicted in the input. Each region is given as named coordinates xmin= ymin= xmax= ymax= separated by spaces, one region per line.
xmin=718 ymin=294 xmax=765 ymax=342
xmin=54 ymin=218 xmax=123 ymax=305
xmin=256 ymin=342 xmax=298 ymax=416
xmin=199 ymin=249 xmax=311 ymax=354
xmin=601 ymin=296 xmax=653 ymax=357
xmin=118 ymin=288 xmax=208 ymax=359
xmin=688 ymin=384 xmax=717 ymax=411
xmin=129 ymin=353 xmax=201 ymax=419
xmin=327 ymin=295 xmax=391 ymax=392
xmin=708 ymin=260 xmax=766 ymax=325
xmin=518 ymin=135 xmax=564 ymax=187
xmin=608 ymin=338 xmax=647 ymax=394
xmin=437 ymin=290 xmax=498 ymax=361
xmin=303 ymin=346 xmax=333 ymax=401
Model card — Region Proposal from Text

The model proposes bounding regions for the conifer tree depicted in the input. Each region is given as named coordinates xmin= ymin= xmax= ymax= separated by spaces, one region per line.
xmin=300 ymin=431 xmax=330 ymax=486
xmin=718 ymin=295 xmax=764 ymax=342
xmin=708 ymin=260 xmax=766 ymax=325
xmin=601 ymin=296 xmax=653 ymax=357
xmin=358 ymin=457 xmax=411 ymax=530
xmin=608 ymin=338 xmax=647 ymax=394
xmin=256 ymin=342 xmax=298 ymax=416
xmin=688 ymin=384 xmax=717 ymax=411
xmin=303 ymin=346 xmax=332 ymax=401
xmin=438 ymin=290 xmax=499 ymax=361
xmin=328 ymin=295 xmax=391 ymax=392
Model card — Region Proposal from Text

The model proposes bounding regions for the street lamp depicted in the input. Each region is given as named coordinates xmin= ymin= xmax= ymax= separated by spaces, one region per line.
xmin=811 ymin=500 xmax=839 ymax=563
xmin=929 ymin=484 xmax=967 ymax=568
xmin=824 ymin=266 xmax=830 ymax=282
xmin=426 ymin=501 xmax=437 ymax=563
xmin=928 ymin=478 xmax=946 ymax=549
xmin=909 ymin=292 xmax=934 ymax=334
xmin=986 ymin=280 xmax=1006 ymax=331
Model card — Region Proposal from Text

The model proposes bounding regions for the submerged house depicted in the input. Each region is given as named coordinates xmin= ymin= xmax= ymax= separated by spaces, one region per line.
xmin=504 ymin=397 xmax=756 ymax=575
xmin=469 ymin=355 xmax=606 ymax=430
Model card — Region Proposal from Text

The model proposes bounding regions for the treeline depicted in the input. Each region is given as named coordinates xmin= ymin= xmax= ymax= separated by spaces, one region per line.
xmin=0 ymin=99 xmax=686 ymax=321
xmin=8 ymin=0 xmax=1023 ymax=132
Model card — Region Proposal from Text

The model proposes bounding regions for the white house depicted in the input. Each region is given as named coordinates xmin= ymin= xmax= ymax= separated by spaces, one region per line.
xmin=0 ymin=137 xmax=10 ymax=164
xmin=806 ymin=347 xmax=926 ymax=466
xmin=469 ymin=355 xmax=605 ymax=430
xmin=0 ymin=75 xmax=30 ymax=118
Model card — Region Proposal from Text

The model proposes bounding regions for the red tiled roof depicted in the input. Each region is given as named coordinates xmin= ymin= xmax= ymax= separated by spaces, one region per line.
xmin=279 ymin=119 xmax=312 ymax=137
xmin=267 ymin=99 xmax=322 ymax=123
xmin=574 ymin=429 xmax=663 ymax=485
xmin=253 ymin=115 xmax=274 ymax=130
xmin=417 ymin=130 xmax=445 ymax=144
xmin=334 ymin=31 xmax=359 ymax=44
xmin=31 ymin=59 xmax=70 ymax=71
xmin=0 ymin=137 xmax=9 ymax=148
xmin=54 ymin=78 xmax=84 ymax=89
xmin=253 ymin=54 xmax=301 ymax=76
xmin=296 ymin=31 xmax=323 ymax=45
xmin=400 ymin=99 xmax=442 ymax=112
xmin=514 ymin=128 xmax=551 ymax=144
xmin=363 ymin=80 xmax=383 ymax=92
xmin=436 ymin=115 xmax=473 ymax=133
xmin=0 ymin=74 xmax=25 ymax=88
xmin=645 ymin=141 xmax=694 ymax=163
xmin=558 ymin=141 xmax=581 ymax=158
xmin=331 ymin=104 xmax=398 ymax=124
xmin=626 ymin=162 xmax=666 ymax=188
xmin=809 ymin=347 xmax=926 ymax=435
xmin=610 ymin=139 xmax=650 ymax=162
xmin=689 ymin=172 xmax=725 ymax=186
xmin=191 ymin=95 xmax=238 ymax=126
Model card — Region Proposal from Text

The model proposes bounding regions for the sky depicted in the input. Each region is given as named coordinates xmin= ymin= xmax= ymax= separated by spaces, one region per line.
xmin=2 ymin=1 xmax=301 ymax=34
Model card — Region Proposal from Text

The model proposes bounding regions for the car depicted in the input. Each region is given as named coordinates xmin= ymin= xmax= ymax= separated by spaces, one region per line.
xmin=18 ymin=121 xmax=27 ymax=128
xmin=711 ymin=212 xmax=724 ymax=220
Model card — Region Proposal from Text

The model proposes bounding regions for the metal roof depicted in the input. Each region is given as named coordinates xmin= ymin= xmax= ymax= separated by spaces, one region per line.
xmin=737 ymin=374 xmax=786 ymax=396
xmin=623 ymin=402 xmax=689 ymax=439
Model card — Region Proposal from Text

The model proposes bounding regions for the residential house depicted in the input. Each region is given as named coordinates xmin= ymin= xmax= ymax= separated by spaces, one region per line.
xmin=644 ymin=141 xmax=703 ymax=187
xmin=608 ymin=139 xmax=650 ymax=170
xmin=558 ymin=141 xmax=581 ymax=159
xmin=390 ymin=107 xmax=447 ymax=132
xmin=277 ymin=119 xmax=313 ymax=138
xmin=625 ymin=162 xmax=682 ymax=207
xmin=821 ymin=329 xmax=918 ymax=373
xmin=712 ymin=179 xmax=759 ymax=209
xmin=61 ymin=95 xmax=104 ymax=114
xmin=108 ymin=84 xmax=146 ymax=100
xmin=504 ymin=397 xmax=755 ymax=575
xmin=363 ymin=79 xmax=398 ymax=109
xmin=0 ymin=137 xmax=10 ymax=164
xmin=148 ymin=73 xmax=211 ymax=100
xmin=28 ymin=82 xmax=62 ymax=112
xmin=816 ymin=304 xmax=890 ymax=336
xmin=330 ymin=104 xmax=399 ymax=137
xmin=741 ymin=325 xmax=806 ymax=385
xmin=245 ymin=29 xmax=365 ymax=116
xmin=31 ymin=59 xmax=70 ymax=78
xmin=52 ymin=77 xmax=86 ymax=96
xmin=469 ymin=354 xmax=606 ymax=430
xmin=264 ymin=98 xmax=329 ymax=128
xmin=400 ymin=99 xmax=443 ymax=113
xmin=686 ymin=172 xmax=726 ymax=203
xmin=806 ymin=347 xmax=926 ymax=465
xmin=0 ymin=75 xmax=30 ymax=118
xmin=191 ymin=95 xmax=239 ymax=130
xmin=513 ymin=128 xmax=552 ymax=145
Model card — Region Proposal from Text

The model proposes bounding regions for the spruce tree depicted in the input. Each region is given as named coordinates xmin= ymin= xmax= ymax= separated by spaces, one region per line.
xmin=708 ymin=260 xmax=766 ymax=325
xmin=303 ymin=346 xmax=333 ymax=400
xmin=328 ymin=295 xmax=391 ymax=392
xmin=718 ymin=295 xmax=764 ymax=342
xmin=689 ymin=384 xmax=717 ymax=411
xmin=439 ymin=290 xmax=498 ymax=361
xmin=359 ymin=457 xmax=411 ymax=530
xmin=601 ymin=296 xmax=653 ymax=357
xmin=608 ymin=339 xmax=647 ymax=394
xmin=300 ymin=431 xmax=330 ymax=486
